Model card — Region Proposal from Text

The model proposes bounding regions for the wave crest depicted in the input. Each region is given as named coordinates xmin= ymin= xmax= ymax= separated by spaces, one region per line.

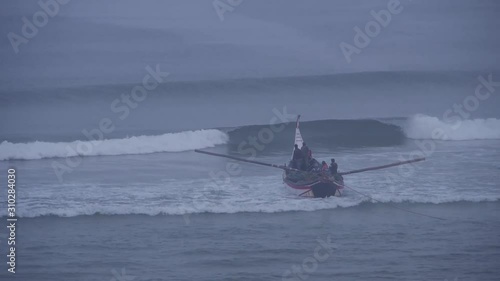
xmin=0 ymin=129 xmax=229 ymax=160
xmin=404 ymin=115 xmax=500 ymax=141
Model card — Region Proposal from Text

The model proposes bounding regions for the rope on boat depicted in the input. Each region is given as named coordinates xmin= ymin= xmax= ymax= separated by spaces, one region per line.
xmin=333 ymin=180 xmax=447 ymax=221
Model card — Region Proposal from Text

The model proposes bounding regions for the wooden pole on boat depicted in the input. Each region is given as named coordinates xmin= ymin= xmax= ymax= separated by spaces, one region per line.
xmin=194 ymin=150 xmax=300 ymax=172
xmin=339 ymin=157 xmax=426 ymax=176
xmin=195 ymin=151 xmax=425 ymax=176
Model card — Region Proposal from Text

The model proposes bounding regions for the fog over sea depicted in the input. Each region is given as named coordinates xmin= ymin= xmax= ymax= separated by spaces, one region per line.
xmin=1 ymin=0 xmax=500 ymax=280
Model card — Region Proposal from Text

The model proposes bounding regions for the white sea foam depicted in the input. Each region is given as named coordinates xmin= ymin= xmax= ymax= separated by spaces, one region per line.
xmin=12 ymin=194 xmax=499 ymax=218
xmin=9 ymin=176 xmax=499 ymax=218
xmin=0 ymin=129 xmax=229 ymax=160
xmin=404 ymin=115 xmax=500 ymax=141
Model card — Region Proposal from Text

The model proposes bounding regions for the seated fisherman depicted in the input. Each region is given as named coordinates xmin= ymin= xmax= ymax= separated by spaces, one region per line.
xmin=329 ymin=158 xmax=338 ymax=175
xmin=307 ymin=158 xmax=320 ymax=172
xmin=321 ymin=161 xmax=329 ymax=171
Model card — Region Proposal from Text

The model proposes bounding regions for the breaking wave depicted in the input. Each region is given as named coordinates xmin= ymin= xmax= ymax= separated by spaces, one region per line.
xmin=0 ymin=129 xmax=229 ymax=160
xmin=404 ymin=114 xmax=500 ymax=141
xmin=11 ymin=197 xmax=500 ymax=218
xmin=3 ymin=115 xmax=499 ymax=161
xmin=0 ymin=118 xmax=408 ymax=161
xmin=227 ymin=118 xmax=406 ymax=151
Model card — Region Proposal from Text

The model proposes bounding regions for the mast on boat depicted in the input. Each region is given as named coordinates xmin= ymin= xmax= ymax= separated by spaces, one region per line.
xmin=291 ymin=115 xmax=304 ymax=159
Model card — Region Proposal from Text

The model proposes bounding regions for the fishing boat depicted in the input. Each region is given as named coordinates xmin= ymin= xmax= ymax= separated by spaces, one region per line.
xmin=282 ymin=115 xmax=344 ymax=198
xmin=195 ymin=115 xmax=425 ymax=198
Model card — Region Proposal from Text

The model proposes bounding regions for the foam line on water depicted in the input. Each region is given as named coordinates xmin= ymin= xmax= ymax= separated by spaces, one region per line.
xmin=0 ymin=129 xmax=229 ymax=160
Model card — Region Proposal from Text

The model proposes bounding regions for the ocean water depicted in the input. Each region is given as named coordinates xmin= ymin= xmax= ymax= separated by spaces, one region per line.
xmin=1 ymin=0 xmax=500 ymax=280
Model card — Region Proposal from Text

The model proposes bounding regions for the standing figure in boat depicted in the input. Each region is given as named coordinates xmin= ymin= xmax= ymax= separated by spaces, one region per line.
xmin=330 ymin=158 xmax=338 ymax=175
xmin=301 ymin=142 xmax=310 ymax=170
xmin=291 ymin=144 xmax=303 ymax=169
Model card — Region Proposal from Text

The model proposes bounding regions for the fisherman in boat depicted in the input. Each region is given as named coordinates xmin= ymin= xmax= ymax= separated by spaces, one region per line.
xmin=330 ymin=158 xmax=338 ymax=175
xmin=321 ymin=161 xmax=329 ymax=171
xmin=308 ymin=158 xmax=320 ymax=172
xmin=301 ymin=142 xmax=310 ymax=160
xmin=292 ymin=144 xmax=303 ymax=169
xmin=301 ymin=142 xmax=310 ymax=170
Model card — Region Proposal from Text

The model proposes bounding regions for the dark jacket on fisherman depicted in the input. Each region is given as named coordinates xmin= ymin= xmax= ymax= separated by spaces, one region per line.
xmin=291 ymin=144 xmax=303 ymax=169
xmin=301 ymin=143 xmax=310 ymax=160
xmin=330 ymin=159 xmax=338 ymax=174
xmin=293 ymin=144 xmax=303 ymax=160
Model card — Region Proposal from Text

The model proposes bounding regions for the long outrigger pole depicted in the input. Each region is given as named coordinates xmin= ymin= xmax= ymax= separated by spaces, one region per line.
xmin=195 ymin=150 xmax=425 ymax=176
xmin=194 ymin=150 xmax=298 ymax=171
xmin=339 ymin=157 xmax=426 ymax=176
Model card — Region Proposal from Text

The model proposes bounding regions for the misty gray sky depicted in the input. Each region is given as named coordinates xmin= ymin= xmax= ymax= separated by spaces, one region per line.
xmin=1 ymin=0 xmax=499 ymax=91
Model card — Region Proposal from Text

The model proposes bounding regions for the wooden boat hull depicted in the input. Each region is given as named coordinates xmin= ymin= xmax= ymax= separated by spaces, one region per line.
xmin=283 ymin=171 xmax=343 ymax=198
